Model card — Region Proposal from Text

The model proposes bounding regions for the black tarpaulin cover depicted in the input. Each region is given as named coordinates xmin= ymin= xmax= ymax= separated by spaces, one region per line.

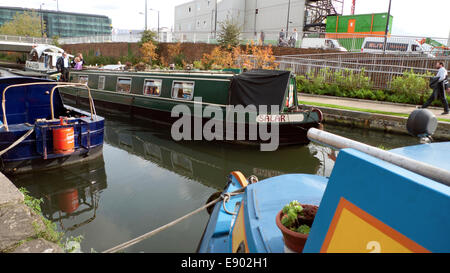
xmin=229 ymin=70 xmax=291 ymax=108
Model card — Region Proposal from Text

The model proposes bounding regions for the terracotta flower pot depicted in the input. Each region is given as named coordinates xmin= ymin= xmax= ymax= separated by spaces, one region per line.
xmin=275 ymin=204 xmax=318 ymax=253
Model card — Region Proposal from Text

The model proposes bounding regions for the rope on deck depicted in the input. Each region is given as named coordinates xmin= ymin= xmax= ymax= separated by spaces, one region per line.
xmin=102 ymin=188 xmax=245 ymax=253
xmin=0 ymin=127 xmax=34 ymax=156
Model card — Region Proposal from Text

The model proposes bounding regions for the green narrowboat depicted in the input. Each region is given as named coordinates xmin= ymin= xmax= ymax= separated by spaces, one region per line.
xmin=60 ymin=69 xmax=323 ymax=146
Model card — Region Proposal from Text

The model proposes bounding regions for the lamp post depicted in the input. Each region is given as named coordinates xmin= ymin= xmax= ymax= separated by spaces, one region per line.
xmin=149 ymin=8 xmax=160 ymax=42
xmin=53 ymin=0 xmax=60 ymax=37
xmin=286 ymin=0 xmax=291 ymax=37
xmin=214 ymin=0 xmax=218 ymax=39
xmin=145 ymin=0 xmax=148 ymax=30
xmin=40 ymin=3 xmax=45 ymax=37
xmin=383 ymin=0 xmax=392 ymax=54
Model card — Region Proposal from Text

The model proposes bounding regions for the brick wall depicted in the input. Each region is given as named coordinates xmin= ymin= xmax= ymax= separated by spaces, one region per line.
xmin=62 ymin=42 xmax=339 ymax=64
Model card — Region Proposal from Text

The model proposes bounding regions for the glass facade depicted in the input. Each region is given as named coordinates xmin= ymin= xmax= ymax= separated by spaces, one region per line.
xmin=0 ymin=6 xmax=112 ymax=37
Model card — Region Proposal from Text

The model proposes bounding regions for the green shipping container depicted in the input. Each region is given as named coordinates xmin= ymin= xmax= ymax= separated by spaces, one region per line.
xmin=325 ymin=13 xmax=393 ymax=51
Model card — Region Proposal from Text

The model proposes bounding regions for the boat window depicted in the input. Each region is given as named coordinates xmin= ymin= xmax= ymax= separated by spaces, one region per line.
xmin=98 ymin=76 xmax=105 ymax=90
xmin=79 ymin=75 xmax=89 ymax=85
xmin=171 ymin=81 xmax=194 ymax=100
xmin=117 ymin=77 xmax=132 ymax=93
xmin=143 ymin=79 xmax=162 ymax=96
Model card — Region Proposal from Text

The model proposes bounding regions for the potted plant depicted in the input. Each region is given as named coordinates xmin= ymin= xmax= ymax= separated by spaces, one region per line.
xmin=275 ymin=200 xmax=318 ymax=253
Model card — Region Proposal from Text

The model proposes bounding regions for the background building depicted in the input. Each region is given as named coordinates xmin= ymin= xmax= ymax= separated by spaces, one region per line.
xmin=0 ymin=6 xmax=112 ymax=38
xmin=174 ymin=0 xmax=306 ymax=42
xmin=174 ymin=0 xmax=343 ymax=43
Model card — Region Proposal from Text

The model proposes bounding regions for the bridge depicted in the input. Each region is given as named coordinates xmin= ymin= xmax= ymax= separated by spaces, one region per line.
xmin=0 ymin=34 xmax=54 ymax=53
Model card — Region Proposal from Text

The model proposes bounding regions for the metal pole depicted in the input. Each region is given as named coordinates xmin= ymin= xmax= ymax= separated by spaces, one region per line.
xmin=145 ymin=0 xmax=148 ymax=30
xmin=286 ymin=0 xmax=291 ymax=37
xmin=158 ymin=10 xmax=160 ymax=42
xmin=40 ymin=4 xmax=44 ymax=37
xmin=307 ymin=128 xmax=450 ymax=186
xmin=254 ymin=0 xmax=258 ymax=37
xmin=56 ymin=0 xmax=60 ymax=37
xmin=214 ymin=0 xmax=218 ymax=38
xmin=383 ymin=0 xmax=392 ymax=54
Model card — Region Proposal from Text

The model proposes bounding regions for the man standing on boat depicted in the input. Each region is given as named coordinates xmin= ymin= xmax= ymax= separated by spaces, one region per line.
xmin=56 ymin=52 xmax=70 ymax=82
xmin=420 ymin=61 xmax=449 ymax=115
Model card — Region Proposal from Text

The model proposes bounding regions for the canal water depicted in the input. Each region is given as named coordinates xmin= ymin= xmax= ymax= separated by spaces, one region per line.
xmin=7 ymin=111 xmax=420 ymax=253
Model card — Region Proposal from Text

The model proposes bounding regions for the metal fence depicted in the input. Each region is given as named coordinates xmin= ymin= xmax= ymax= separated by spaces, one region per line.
xmin=275 ymin=52 xmax=450 ymax=90
xmin=58 ymin=34 xmax=143 ymax=44
xmin=0 ymin=34 xmax=54 ymax=45
xmin=57 ymin=31 xmax=450 ymax=51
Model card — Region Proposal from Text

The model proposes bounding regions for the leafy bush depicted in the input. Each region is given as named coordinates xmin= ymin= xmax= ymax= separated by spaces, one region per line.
xmin=296 ymin=69 xmax=436 ymax=106
xmin=390 ymin=69 xmax=433 ymax=105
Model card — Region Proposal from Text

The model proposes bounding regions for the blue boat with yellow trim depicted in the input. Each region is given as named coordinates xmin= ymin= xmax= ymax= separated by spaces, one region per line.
xmin=0 ymin=77 xmax=104 ymax=174
xmin=198 ymin=111 xmax=450 ymax=253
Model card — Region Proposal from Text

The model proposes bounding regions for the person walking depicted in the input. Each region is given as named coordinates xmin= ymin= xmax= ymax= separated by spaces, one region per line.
xmin=292 ymin=28 xmax=298 ymax=48
xmin=278 ymin=29 xmax=285 ymax=46
xmin=56 ymin=52 xmax=70 ymax=82
xmin=260 ymin=31 xmax=265 ymax=46
xmin=420 ymin=61 xmax=449 ymax=115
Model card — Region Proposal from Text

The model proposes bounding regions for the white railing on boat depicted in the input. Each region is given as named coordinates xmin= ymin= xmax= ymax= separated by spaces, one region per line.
xmin=1 ymin=82 xmax=97 ymax=132
xmin=307 ymin=128 xmax=450 ymax=186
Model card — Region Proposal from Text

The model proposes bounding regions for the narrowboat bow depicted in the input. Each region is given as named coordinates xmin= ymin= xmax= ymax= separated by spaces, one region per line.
xmin=61 ymin=69 xmax=323 ymax=146
xmin=198 ymin=114 xmax=450 ymax=253
xmin=0 ymin=77 xmax=104 ymax=174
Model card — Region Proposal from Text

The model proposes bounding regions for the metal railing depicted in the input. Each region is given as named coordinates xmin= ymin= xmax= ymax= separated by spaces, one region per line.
xmin=0 ymin=34 xmax=54 ymax=45
xmin=57 ymin=31 xmax=450 ymax=51
xmin=59 ymin=34 xmax=143 ymax=44
xmin=275 ymin=52 xmax=450 ymax=90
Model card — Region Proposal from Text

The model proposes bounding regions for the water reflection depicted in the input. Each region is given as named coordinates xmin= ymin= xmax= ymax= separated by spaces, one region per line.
xmin=10 ymin=156 xmax=107 ymax=232
xmin=103 ymin=117 xmax=326 ymax=190
xmin=6 ymin=111 xmax=420 ymax=252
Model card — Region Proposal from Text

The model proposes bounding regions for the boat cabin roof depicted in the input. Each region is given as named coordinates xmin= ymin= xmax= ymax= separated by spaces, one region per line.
xmin=389 ymin=142 xmax=450 ymax=171
xmin=0 ymin=77 xmax=65 ymax=126
xmin=30 ymin=45 xmax=65 ymax=58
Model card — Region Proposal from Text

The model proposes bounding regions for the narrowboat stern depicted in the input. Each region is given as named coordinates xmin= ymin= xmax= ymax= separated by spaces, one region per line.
xmin=0 ymin=77 xmax=104 ymax=174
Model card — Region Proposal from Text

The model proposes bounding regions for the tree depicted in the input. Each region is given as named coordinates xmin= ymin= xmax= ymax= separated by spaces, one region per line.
xmin=52 ymin=36 xmax=61 ymax=47
xmin=164 ymin=42 xmax=186 ymax=68
xmin=0 ymin=11 xmax=45 ymax=37
xmin=140 ymin=41 xmax=158 ymax=64
xmin=138 ymin=30 xmax=158 ymax=47
xmin=216 ymin=19 xmax=241 ymax=48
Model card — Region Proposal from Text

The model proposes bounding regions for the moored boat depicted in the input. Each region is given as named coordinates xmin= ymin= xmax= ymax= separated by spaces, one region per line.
xmin=25 ymin=44 xmax=71 ymax=75
xmin=60 ymin=69 xmax=323 ymax=146
xmin=198 ymin=112 xmax=450 ymax=253
xmin=0 ymin=76 xmax=104 ymax=174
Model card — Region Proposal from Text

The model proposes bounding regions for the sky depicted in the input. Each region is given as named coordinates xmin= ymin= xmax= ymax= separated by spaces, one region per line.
xmin=1 ymin=0 xmax=449 ymax=38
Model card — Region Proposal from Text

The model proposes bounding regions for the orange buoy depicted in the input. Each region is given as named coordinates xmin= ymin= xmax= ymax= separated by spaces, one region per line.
xmin=53 ymin=117 xmax=75 ymax=154
xmin=57 ymin=189 xmax=79 ymax=214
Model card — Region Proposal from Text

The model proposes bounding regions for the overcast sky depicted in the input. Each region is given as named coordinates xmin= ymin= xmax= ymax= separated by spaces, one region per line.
xmin=1 ymin=0 xmax=449 ymax=37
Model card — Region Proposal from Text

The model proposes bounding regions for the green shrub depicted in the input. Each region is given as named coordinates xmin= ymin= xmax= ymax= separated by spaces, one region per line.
xmin=296 ymin=69 xmax=435 ymax=106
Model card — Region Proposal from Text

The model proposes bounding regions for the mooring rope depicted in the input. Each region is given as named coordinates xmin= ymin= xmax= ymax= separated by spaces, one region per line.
xmin=0 ymin=127 xmax=34 ymax=156
xmin=102 ymin=188 xmax=246 ymax=253
xmin=221 ymin=193 xmax=237 ymax=215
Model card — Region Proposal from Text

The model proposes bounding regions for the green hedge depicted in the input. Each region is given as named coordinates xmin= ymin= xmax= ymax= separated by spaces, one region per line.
xmin=296 ymin=69 xmax=442 ymax=106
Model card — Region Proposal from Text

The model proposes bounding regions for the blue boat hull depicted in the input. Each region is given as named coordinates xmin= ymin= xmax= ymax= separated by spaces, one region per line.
xmin=199 ymin=141 xmax=450 ymax=253
xmin=0 ymin=77 xmax=105 ymax=174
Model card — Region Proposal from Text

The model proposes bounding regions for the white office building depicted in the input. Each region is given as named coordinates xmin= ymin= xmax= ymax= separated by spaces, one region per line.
xmin=174 ymin=0 xmax=306 ymax=43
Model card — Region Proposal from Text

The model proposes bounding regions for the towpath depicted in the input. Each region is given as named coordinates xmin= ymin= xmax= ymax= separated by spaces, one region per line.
xmin=298 ymin=93 xmax=450 ymax=120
